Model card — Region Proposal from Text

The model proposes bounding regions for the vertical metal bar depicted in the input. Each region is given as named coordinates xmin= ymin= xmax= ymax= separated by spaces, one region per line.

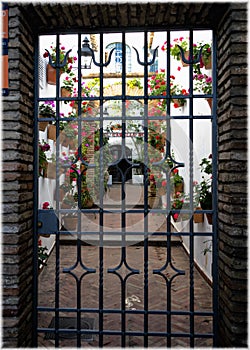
xmin=166 ymin=29 xmax=172 ymax=348
xmin=189 ymin=30 xmax=195 ymax=348
xmin=121 ymin=31 xmax=126 ymax=348
xmin=32 ymin=34 xmax=39 ymax=349
xmin=99 ymin=32 xmax=104 ymax=348
xmin=143 ymin=30 xmax=149 ymax=348
xmin=54 ymin=33 xmax=60 ymax=348
xmin=211 ymin=31 xmax=218 ymax=347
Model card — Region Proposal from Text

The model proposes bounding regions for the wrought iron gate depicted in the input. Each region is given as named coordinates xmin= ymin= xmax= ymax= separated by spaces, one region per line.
xmin=34 ymin=29 xmax=217 ymax=347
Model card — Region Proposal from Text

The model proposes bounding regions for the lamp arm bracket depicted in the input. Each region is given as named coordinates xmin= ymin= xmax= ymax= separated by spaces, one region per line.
xmin=45 ymin=49 xmax=72 ymax=69
xmin=133 ymin=46 xmax=159 ymax=66
xmin=91 ymin=47 xmax=115 ymax=67
xmin=177 ymin=45 xmax=204 ymax=65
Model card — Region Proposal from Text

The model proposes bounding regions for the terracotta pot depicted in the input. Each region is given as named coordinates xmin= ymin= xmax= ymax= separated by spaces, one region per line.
xmin=68 ymin=138 xmax=76 ymax=150
xmin=47 ymin=124 xmax=57 ymax=141
xmin=46 ymin=162 xmax=56 ymax=179
xmin=82 ymin=198 xmax=94 ymax=209
xmin=181 ymin=50 xmax=190 ymax=67
xmin=193 ymin=207 xmax=204 ymax=223
xmin=38 ymin=115 xmax=49 ymax=131
xmin=62 ymin=216 xmax=78 ymax=231
xmin=148 ymin=195 xmax=160 ymax=209
xmin=46 ymin=64 xmax=62 ymax=85
xmin=206 ymin=213 xmax=213 ymax=225
xmin=158 ymin=186 xmax=166 ymax=196
xmin=39 ymin=161 xmax=48 ymax=177
xmin=174 ymin=182 xmax=184 ymax=194
xmin=61 ymin=87 xmax=71 ymax=97
xmin=203 ymin=55 xmax=212 ymax=69
xmin=206 ymin=98 xmax=212 ymax=110
xmin=61 ymin=132 xmax=69 ymax=147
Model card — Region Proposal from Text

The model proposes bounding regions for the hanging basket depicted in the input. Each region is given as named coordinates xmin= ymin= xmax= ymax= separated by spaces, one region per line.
xmin=193 ymin=207 xmax=204 ymax=223
xmin=47 ymin=124 xmax=57 ymax=141
xmin=46 ymin=64 xmax=62 ymax=85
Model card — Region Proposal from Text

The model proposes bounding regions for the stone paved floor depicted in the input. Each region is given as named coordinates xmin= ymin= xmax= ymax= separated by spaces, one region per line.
xmin=37 ymin=241 xmax=213 ymax=348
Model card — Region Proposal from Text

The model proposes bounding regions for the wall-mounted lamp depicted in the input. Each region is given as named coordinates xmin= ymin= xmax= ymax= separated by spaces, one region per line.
xmin=80 ymin=37 xmax=93 ymax=69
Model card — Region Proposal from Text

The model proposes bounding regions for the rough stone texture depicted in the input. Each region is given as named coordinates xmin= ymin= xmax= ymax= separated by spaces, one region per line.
xmin=2 ymin=2 xmax=247 ymax=347
xmin=217 ymin=3 xmax=248 ymax=347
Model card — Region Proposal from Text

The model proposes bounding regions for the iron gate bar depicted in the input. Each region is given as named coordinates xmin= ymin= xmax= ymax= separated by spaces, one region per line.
xmin=34 ymin=28 xmax=217 ymax=347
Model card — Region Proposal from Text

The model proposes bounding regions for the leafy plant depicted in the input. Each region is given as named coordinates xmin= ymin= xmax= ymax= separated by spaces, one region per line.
xmin=43 ymin=43 xmax=77 ymax=74
xmin=39 ymin=100 xmax=56 ymax=117
xmin=38 ymin=240 xmax=49 ymax=267
xmin=61 ymin=74 xmax=77 ymax=93
xmin=193 ymin=73 xmax=212 ymax=95
xmin=39 ymin=140 xmax=50 ymax=177
xmin=197 ymin=154 xmax=212 ymax=209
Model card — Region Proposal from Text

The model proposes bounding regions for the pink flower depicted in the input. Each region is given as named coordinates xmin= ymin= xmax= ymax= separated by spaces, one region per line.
xmin=177 ymin=66 xmax=181 ymax=71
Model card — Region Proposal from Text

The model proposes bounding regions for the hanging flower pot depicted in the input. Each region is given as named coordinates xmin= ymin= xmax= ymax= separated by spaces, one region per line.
xmin=206 ymin=98 xmax=212 ymax=110
xmin=61 ymin=87 xmax=71 ymax=97
xmin=148 ymin=195 xmax=160 ymax=209
xmin=47 ymin=124 xmax=57 ymax=141
xmin=46 ymin=64 xmax=62 ymax=85
xmin=203 ymin=55 xmax=212 ymax=69
xmin=193 ymin=207 xmax=204 ymax=223
xmin=46 ymin=162 xmax=56 ymax=179
xmin=39 ymin=160 xmax=48 ymax=177
xmin=181 ymin=51 xmax=190 ymax=67
xmin=175 ymin=182 xmax=184 ymax=194
xmin=62 ymin=215 xmax=78 ymax=231
xmin=38 ymin=116 xmax=49 ymax=131
xmin=206 ymin=213 xmax=213 ymax=225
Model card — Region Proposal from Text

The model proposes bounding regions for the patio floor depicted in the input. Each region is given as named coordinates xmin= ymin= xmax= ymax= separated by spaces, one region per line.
xmin=37 ymin=240 xmax=213 ymax=348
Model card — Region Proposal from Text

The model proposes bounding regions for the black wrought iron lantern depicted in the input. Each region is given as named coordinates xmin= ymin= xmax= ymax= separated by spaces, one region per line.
xmin=80 ymin=37 xmax=93 ymax=69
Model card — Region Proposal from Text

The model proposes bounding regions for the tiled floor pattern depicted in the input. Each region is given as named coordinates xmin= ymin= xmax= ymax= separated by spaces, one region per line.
xmin=37 ymin=243 xmax=213 ymax=348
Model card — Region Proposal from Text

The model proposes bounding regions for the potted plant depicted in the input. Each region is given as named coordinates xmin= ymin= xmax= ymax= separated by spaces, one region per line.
xmin=61 ymin=73 xmax=77 ymax=97
xmin=62 ymin=121 xmax=78 ymax=149
xmin=38 ymin=140 xmax=50 ymax=177
xmin=38 ymin=239 xmax=49 ymax=269
xmin=43 ymin=43 xmax=77 ymax=85
xmin=58 ymin=182 xmax=73 ymax=201
xmin=61 ymin=193 xmax=77 ymax=209
xmin=170 ymin=168 xmax=184 ymax=194
xmin=148 ymin=71 xmax=188 ymax=112
xmin=197 ymin=154 xmax=213 ymax=224
xmin=193 ymin=73 xmax=212 ymax=109
xmin=171 ymin=191 xmax=184 ymax=222
xmin=195 ymin=42 xmax=212 ymax=69
xmin=161 ymin=37 xmax=189 ymax=65
xmin=38 ymin=100 xmax=56 ymax=131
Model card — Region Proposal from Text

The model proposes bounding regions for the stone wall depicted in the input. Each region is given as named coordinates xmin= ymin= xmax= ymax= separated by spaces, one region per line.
xmin=1 ymin=2 xmax=247 ymax=347
xmin=2 ymin=4 xmax=35 ymax=347
xmin=217 ymin=3 xmax=248 ymax=347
